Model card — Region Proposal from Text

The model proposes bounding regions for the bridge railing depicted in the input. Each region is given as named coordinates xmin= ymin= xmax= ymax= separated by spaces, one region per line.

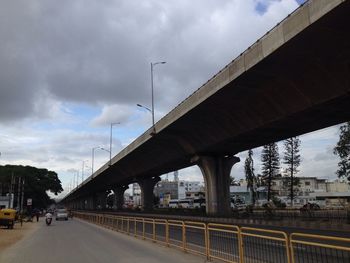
xmin=73 ymin=211 xmax=350 ymax=263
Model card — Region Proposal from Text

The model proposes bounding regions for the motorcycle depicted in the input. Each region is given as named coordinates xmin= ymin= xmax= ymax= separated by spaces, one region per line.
xmin=45 ymin=213 xmax=53 ymax=226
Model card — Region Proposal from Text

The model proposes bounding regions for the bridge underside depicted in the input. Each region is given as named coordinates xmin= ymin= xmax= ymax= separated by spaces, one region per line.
xmin=65 ymin=1 xmax=350 ymax=213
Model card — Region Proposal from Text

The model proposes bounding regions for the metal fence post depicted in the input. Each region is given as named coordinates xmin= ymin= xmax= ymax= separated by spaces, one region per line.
xmin=166 ymin=220 xmax=169 ymax=246
xmin=238 ymin=227 xmax=244 ymax=263
xmin=182 ymin=221 xmax=186 ymax=252
xmin=153 ymin=219 xmax=156 ymax=242
xmin=127 ymin=218 xmax=130 ymax=234
xmin=205 ymin=223 xmax=210 ymax=260
xmin=143 ymin=218 xmax=145 ymax=240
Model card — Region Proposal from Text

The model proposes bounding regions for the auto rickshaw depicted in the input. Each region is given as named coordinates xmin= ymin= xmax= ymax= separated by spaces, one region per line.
xmin=0 ymin=208 xmax=17 ymax=229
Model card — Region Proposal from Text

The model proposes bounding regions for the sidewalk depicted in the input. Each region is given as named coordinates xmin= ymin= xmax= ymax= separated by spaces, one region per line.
xmin=0 ymin=221 xmax=39 ymax=253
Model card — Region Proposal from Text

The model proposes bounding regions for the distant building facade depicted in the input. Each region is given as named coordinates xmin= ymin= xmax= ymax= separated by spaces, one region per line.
xmin=271 ymin=177 xmax=350 ymax=207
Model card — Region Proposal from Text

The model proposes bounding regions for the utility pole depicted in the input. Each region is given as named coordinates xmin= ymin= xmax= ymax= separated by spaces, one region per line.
xmin=17 ymin=177 xmax=21 ymax=209
xmin=20 ymin=178 xmax=25 ymax=214
xmin=8 ymin=172 xmax=14 ymax=208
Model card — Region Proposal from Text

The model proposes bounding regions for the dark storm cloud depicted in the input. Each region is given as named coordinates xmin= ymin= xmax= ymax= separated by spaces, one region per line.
xmin=0 ymin=0 xmax=299 ymax=123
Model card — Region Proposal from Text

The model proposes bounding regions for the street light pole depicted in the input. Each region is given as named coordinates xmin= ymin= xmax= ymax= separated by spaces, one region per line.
xmin=92 ymin=147 xmax=100 ymax=175
xmin=110 ymin=122 xmax=120 ymax=166
xmin=82 ymin=160 xmax=88 ymax=183
xmin=151 ymin=61 xmax=166 ymax=128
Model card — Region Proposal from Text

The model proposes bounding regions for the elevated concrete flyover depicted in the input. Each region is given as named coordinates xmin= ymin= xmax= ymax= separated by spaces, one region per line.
xmin=63 ymin=0 xmax=350 ymax=216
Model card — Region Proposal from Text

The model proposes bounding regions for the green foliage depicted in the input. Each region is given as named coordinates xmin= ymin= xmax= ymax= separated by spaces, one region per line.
xmin=333 ymin=122 xmax=350 ymax=181
xmin=230 ymin=176 xmax=240 ymax=186
xmin=261 ymin=142 xmax=280 ymax=201
xmin=283 ymin=137 xmax=301 ymax=175
xmin=0 ymin=165 xmax=63 ymax=208
xmin=272 ymin=196 xmax=286 ymax=208
xmin=244 ymin=149 xmax=257 ymax=206
xmin=283 ymin=137 xmax=301 ymax=205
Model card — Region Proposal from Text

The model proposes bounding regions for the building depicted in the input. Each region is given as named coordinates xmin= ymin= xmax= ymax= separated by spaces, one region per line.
xmin=0 ymin=194 xmax=13 ymax=209
xmin=154 ymin=181 xmax=178 ymax=200
xmin=230 ymin=186 xmax=250 ymax=204
xmin=178 ymin=181 xmax=202 ymax=200
xmin=326 ymin=179 xmax=350 ymax=192
xmin=132 ymin=183 xmax=141 ymax=207
xmin=153 ymin=180 xmax=203 ymax=207
xmin=271 ymin=176 xmax=350 ymax=207
xmin=185 ymin=191 xmax=205 ymax=199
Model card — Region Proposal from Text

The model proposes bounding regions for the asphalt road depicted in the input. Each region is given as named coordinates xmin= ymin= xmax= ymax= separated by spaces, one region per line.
xmin=0 ymin=219 xmax=207 ymax=263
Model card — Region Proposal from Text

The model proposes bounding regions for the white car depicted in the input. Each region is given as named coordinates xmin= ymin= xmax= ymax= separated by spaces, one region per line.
xmin=56 ymin=209 xmax=68 ymax=221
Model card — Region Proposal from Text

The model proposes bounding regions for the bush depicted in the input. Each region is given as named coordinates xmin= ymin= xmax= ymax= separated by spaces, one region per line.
xmin=272 ymin=197 xmax=286 ymax=208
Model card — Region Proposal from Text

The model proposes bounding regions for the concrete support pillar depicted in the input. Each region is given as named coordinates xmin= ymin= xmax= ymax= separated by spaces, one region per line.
xmin=112 ymin=185 xmax=129 ymax=210
xmin=86 ymin=196 xmax=94 ymax=210
xmin=192 ymin=155 xmax=240 ymax=216
xmin=92 ymin=193 xmax=98 ymax=210
xmin=138 ymin=176 xmax=161 ymax=211
xmin=96 ymin=192 xmax=108 ymax=209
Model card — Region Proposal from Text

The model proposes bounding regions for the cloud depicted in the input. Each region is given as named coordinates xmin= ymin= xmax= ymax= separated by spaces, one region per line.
xmin=0 ymin=0 xmax=300 ymax=123
xmin=3 ymin=0 xmax=324 ymax=192
xmin=91 ymin=104 xmax=134 ymax=127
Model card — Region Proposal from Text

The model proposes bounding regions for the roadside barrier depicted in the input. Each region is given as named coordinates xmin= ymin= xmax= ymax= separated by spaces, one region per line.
xmin=73 ymin=211 xmax=350 ymax=263
xmin=167 ymin=220 xmax=184 ymax=249
xmin=207 ymin=223 xmax=241 ymax=263
xmin=184 ymin=221 xmax=207 ymax=257
xmin=241 ymin=227 xmax=290 ymax=263
xmin=290 ymin=233 xmax=350 ymax=263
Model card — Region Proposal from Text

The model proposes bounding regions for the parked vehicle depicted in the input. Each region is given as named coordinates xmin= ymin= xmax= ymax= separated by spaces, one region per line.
xmin=168 ymin=200 xmax=179 ymax=208
xmin=0 ymin=208 xmax=16 ymax=229
xmin=56 ymin=208 xmax=69 ymax=221
xmin=231 ymin=197 xmax=246 ymax=210
xmin=193 ymin=198 xmax=206 ymax=208
xmin=178 ymin=199 xmax=194 ymax=209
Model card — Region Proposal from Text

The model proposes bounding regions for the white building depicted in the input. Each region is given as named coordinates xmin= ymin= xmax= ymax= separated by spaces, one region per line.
xmin=178 ymin=181 xmax=202 ymax=200
xmin=271 ymin=176 xmax=350 ymax=207
xmin=132 ymin=183 xmax=141 ymax=207
xmin=0 ymin=194 xmax=14 ymax=209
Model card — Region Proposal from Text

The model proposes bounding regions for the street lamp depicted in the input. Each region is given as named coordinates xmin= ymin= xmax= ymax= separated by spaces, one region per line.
xmin=100 ymin=147 xmax=111 ymax=155
xmin=150 ymin=61 xmax=166 ymax=128
xmin=82 ymin=160 xmax=89 ymax=182
xmin=99 ymin=147 xmax=111 ymax=165
xmin=137 ymin=103 xmax=152 ymax=113
xmin=110 ymin=122 xmax=120 ymax=166
xmin=75 ymin=170 xmax=79 ymax=187
xmin=91 ymin=147 xmax=101 ymax=175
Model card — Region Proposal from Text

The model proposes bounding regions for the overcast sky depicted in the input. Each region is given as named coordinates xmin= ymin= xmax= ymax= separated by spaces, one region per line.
xmin=0 ymin=0 xmax=343 ymax=197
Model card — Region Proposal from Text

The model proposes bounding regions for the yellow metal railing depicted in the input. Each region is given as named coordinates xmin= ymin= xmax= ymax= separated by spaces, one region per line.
xmin=290 ymin=232 xmax=350 ymax=263
xmin=73 ymin=212 xmax=350 ymax=263
xmin=184 ymin=221 xmax=207 ymax=257
xmin=240 ymin=227 xmax=291 ymax=263
xmin=207 ymin=223 xmax=241 ymax=263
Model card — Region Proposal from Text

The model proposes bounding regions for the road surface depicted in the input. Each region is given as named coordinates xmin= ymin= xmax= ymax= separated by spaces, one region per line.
xmin=0 ymin=219 xmax=207 ymax=263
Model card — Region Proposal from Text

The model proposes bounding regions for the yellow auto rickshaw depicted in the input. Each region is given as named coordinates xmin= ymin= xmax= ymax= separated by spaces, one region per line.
xmin=0 ymin=208 xmax=17 ymax=229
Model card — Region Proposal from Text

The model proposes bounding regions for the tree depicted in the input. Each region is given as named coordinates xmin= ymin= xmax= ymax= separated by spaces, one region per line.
xmin=261 ymin=142 xmax=280 ymax=201
xmin=230 ymin=176 xmax=240 ymax=186
xmin=0 ymin=165 xmax=63 ymax=209
xmin=333 ymin=122 xmax=350 ymax=182
xmin=244 ymin=149 xmax=257 ymax=206
xmin=283 ymin=137 xmax=301 ymax=206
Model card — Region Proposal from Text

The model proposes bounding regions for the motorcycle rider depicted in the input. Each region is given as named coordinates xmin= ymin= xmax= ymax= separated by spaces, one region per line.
xmin=45 ymin=211 xmax=53 ymax=225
